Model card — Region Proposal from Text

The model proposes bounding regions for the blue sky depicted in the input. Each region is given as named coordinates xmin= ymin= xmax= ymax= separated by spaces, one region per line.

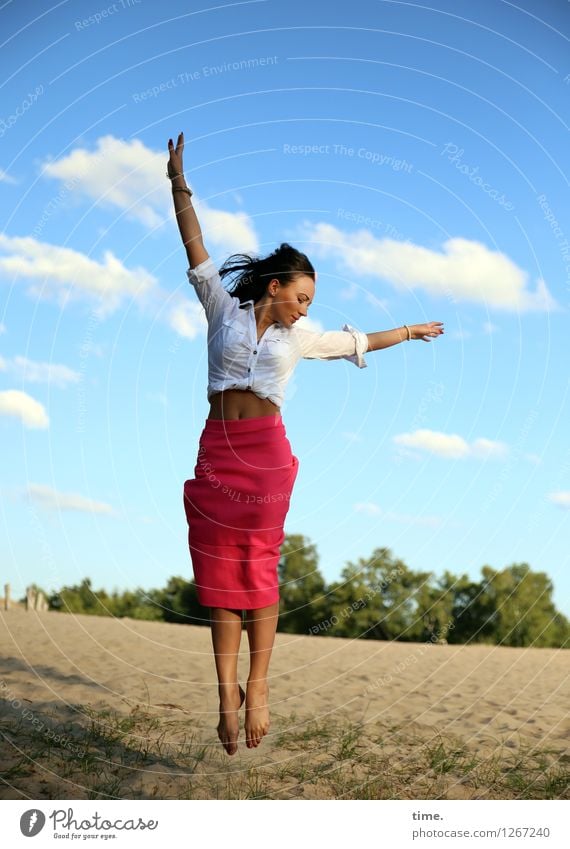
xmin=1 ymin=0 xmax=569 ymax=620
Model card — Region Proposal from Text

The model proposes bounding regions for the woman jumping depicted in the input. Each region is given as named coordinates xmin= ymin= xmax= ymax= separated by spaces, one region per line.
xmin=168 ymin=131 xmax=444 ymax=756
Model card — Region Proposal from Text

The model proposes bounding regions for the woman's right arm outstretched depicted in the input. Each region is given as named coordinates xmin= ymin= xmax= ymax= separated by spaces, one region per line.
xmin=168 ymin=132 xmax=209 ymax=269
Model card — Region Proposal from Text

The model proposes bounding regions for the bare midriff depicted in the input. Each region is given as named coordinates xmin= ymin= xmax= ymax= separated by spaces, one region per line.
xmin=207 ymin=389 xmax=281 ymax=420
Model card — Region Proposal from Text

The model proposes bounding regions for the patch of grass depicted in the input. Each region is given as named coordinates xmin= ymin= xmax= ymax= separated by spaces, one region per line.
xmin=335 ymin=722 xmax=365 ymax=761
xmin=425 ymin=736 xmax=479 ymax=775
xmin=1 ymin=702 xmax=568 ymax=800
xmin=272 ymin=715 xmax=339 ymax=749
xmin=501 ymin=744 xmax=570 ymax=798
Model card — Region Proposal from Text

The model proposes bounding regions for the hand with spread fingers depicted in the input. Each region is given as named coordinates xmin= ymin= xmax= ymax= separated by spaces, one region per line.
xmin=410 ymin=321 xmax=445 ymax=342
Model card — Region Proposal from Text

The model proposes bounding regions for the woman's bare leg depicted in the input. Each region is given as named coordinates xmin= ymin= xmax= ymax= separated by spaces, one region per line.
xmin=209 ymin=607 xmax=245 ymax=756
xmin=244 ymin=601 xmax=279 ymax=748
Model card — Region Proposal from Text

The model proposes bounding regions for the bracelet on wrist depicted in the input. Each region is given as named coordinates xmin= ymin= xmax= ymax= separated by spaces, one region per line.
xmin=403 ymin=324 xmax=412 ymax=341
xmin=167 ymin=168 xmax=193 ymax=196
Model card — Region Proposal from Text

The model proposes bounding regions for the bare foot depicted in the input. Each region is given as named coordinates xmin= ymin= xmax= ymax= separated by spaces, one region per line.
xmin=217 ymin=683 xmax=245 ymax=756
xmin=245 ymin=680 xmax=270 ymax=749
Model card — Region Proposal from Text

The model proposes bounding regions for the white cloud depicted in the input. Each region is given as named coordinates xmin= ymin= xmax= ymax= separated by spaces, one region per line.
xmin=40 ymin=135 xmax=167 ymax=229
xmin=26 ymin=483 xmax=116 ymax=515
xmin=548 ymin=491 xmax=570 ymax=509
xmin=524 ymin=452 xmax=542 ymax=465
xmin=296 ymin=222 xmax=558 ymax=313
xmin=199 ymin=206 xmax=259 ymax=255
xmin=450 ymin=328 xmax=471 ymax=340
xmin=168 ymin=299 xmax=207 ymax=339
xmin=0 ymin=168 xmax=16 ymax=184
xmin=365 ymin=291 xmax=389 ymax=310
xmin=0 ymin=233 xmax=156 ymax=316
xmin=0 ymin=232 xmax=237 ymax=340
xmin=354 ymin=501 xmax=443 ymax=527
xmin=78 ymin=340 xmax=105 ymax=358
xmin=342 ymin=431 xmax=363 ymax=443
xmin=470 ymin=437 xmax=509 ymax=459
xmin=0 ymin=322 xmax=6 ymax=334
xmin=393 ymin=446 xmax=423 ymax=461
xmin=339 ymin=281 xmax=359 ymax=300
xmin=354 ymin=502 xmax=383 ymax=516
xmin=146 ymin=392 xmax=168 ymax=407
xmin=0 ymin=389 xmax=49 ymax=428
xmin=40 ymin=135 xmax=259 ymax=254
xmin=0 ymin=355 xmax=80 ymax=388
xmin=393 ymin=428 xmax=508 ymax=459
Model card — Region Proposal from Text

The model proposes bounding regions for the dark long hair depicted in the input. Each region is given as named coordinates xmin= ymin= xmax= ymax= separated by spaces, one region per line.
xmin=219 ymin=242 xmax=315 ymax=305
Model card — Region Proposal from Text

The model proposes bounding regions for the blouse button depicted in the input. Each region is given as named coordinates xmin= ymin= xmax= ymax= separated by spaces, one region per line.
xmin=253 ymin=350 xmax=257 ymax=355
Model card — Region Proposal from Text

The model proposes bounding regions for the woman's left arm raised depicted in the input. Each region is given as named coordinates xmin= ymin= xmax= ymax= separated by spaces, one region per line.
xmin=366 ymin=322 xmax=444 ymax=351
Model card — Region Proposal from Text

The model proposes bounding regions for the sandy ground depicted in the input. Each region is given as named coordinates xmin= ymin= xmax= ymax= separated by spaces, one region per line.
xmin=1 ymin=608 xmax=568 ymax=798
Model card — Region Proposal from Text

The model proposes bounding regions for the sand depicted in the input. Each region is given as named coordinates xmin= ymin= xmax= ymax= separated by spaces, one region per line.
xmin=1 ymin=607 xmax=568 ymax=799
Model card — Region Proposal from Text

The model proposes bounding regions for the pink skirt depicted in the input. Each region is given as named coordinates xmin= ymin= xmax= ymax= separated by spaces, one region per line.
xmin=183 ymin=413 xmax=299 ymax=609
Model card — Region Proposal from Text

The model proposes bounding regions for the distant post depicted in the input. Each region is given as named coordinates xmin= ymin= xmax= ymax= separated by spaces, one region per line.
xmin=35 ymin=591 xmax=48 ymax=612
xmin=3 ymin=583 xmax=10 ymax=611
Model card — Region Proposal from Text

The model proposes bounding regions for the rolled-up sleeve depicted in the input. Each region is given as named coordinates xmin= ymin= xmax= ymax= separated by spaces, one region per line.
xmin=187 ymin=257 xmax=232 ymax=319
xmin=293 ymin=324 xmax=368 ymax=369
xmin=340 ymin=323 xmax=369 ymax=368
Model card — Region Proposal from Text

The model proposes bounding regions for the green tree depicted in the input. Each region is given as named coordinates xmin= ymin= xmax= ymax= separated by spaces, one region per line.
xmin=49 ymin=577 xmax=114 ymax=615
xmin=478 ymin=563 xmax=570 ymax=648
xmin=157 ymin=576 xmax=207 ymax=626
xmin=420 ymin=570 xmax=496 ymax=645
xmin=110 ymin=587 xmax=163 ymax=620
xmin=278 ymin=534 xmax=327 ymax=633
xmin=321 ymin=547 xmax=431 ymax=641
xmin=414 ymin=572 xmax=457 ymax=642
xmin=48 ymin=577 xmax=197 ymax=623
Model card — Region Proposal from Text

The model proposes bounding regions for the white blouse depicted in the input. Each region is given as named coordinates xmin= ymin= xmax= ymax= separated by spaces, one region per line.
xmin=187 ymin=256 xmax=368 ymax=408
